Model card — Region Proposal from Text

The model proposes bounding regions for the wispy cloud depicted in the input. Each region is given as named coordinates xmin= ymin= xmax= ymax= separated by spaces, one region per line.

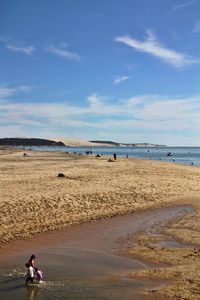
xmin=115 ymin=30 xmax=199 ymax=68
xmin=193 ymin=20 xmax=200 ymax=33
xmin=113 ymin=76 xmax=130 ymax=85
xmin=1 ymin=87 xmax=200 ymax=145
xmin=1 ymin=90 xmax=199 ymax=128
xmin=6 ymin=44 xmax=35 ymax=55
xmin=0 ymin=125 xmax=28 ymax=138
xmin=0 ymin=85 xmax=33 ymax=98
xmin=172 ymin=0 xmax=196 ymax=11
xmin=46 ymin=44 xmax=80 ymax=61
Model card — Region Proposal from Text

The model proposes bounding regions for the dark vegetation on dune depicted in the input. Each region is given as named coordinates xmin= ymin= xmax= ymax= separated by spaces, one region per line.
xmin=0 ymin=138 xmax=65 ymax=147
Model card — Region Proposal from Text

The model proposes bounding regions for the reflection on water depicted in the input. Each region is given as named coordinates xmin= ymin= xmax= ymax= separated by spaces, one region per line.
xmin=0 ymin=205 xmax=192 ymax=300
xmin=0 ymin=270 xmax=168 ymax=300
xmin=26 ymin=285 xmax=40 ymax=300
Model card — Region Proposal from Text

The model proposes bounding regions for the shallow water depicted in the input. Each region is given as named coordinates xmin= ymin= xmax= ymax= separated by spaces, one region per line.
xmin=0 ymin=205 xmax=193 ymax=300
xmin=27 ymin=146 xmax=200 ymax=166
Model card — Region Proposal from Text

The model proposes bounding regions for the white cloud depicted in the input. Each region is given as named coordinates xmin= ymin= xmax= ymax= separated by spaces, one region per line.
xmin=0 ymin=125 xmax=27 ymax=138
xmin=87 ymin=94 xmax=103 ymax=109
xmin=6 ymin=44 xmax=35 ymax=55
xmin=135 ymin=97 xmax=200 ymax=123
xmin=172 ymin=0 xmax=195 ymax=11
xmin=1 ymin=88 xmax=200 ymax=145
xmin=126 ymin=95 xmax=153 ymax=107
xmin=115 ymin=30 xmax=199 ymax=68
xmin=1 ymin=91 xmax=199 ymax=129
xmin=46 ymin=44 xmax=80 ymax=61
xmin=113 ymin=76 xmax=130 ymax=85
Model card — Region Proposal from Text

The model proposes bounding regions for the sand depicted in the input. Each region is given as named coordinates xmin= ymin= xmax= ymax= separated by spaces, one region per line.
xmin=51 ymin=137 xmax=114 ymax=146
xmin=0 ymin=148 xmax=200 ymax=299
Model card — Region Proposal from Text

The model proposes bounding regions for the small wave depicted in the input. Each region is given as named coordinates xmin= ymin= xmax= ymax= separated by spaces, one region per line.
xmin=0 ymin=268 xmax=26 ymax=278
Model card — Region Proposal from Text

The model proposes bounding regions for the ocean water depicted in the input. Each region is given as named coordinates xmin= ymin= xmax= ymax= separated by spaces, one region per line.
xmin=26 ymin=146 xmax=200 ymax=166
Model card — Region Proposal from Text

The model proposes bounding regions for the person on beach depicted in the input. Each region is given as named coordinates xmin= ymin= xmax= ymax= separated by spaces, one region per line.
xmin=34 ymin=268 xmax=43 ymax=283
xmin=25 ymin=263 xmax=34 ymax=284
xmin=28 ymin=254 xmax=36 ymax=269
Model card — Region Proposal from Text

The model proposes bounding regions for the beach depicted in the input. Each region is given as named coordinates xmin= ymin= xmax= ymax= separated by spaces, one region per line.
xmin=0 ymin=148 xmax=200 ymax=299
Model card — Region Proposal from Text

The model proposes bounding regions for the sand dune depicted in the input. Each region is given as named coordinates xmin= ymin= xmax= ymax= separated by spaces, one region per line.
xmin=51 ymin=137 xmax=113 ymax=146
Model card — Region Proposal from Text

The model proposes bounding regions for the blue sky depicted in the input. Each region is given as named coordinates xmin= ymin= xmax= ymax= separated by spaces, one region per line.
xmin=0 ymin=0 xmax=200 ymax=146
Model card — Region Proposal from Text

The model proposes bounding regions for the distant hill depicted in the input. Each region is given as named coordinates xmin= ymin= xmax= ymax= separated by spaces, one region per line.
xmin=51 ymin=137 xmax=114 ymax=147
xmin=89 ymin=140 xmax=166 ymax=147
xmin=0 ymin=138 xmax=65 ymax=147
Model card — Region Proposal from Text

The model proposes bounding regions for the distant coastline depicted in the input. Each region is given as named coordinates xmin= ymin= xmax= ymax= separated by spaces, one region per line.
xmin=52 ymin=137 xmax=166 ymax=147
xmin=89 ymin=140 xmax=166 ymax=147
xmin=0 ymin=137 xmax=166 ymax=147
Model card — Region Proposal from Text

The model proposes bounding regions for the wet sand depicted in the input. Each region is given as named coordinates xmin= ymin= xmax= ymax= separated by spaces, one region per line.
xmin=0 ymin=205 xmax=192 ymax=300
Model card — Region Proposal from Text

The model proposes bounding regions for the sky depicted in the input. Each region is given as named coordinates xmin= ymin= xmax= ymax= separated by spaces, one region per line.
xmin=0 ymin=0 xmax=200 ymax=146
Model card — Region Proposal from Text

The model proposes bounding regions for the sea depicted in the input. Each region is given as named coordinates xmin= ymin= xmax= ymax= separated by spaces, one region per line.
xmin=25 ymin=146 xmax=200 ymax=167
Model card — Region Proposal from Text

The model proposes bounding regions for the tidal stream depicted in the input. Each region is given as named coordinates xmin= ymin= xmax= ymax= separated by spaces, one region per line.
xmin=0 ymin=205 xmax=193 ymax=300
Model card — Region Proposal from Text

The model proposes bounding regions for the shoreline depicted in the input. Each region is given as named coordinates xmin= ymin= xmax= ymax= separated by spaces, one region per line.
xmin=16 ymin=145 xmax=200 ymax=168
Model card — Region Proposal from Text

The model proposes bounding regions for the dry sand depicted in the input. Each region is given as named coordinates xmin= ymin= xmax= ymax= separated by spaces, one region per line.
xmin=51 ymin=137 xmax=113 ymax=146
xmin=0 ymin=148 xmax=200 ymax=299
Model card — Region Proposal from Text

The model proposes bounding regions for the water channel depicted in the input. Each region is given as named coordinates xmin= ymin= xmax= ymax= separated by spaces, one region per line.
xmin=0 ymin=205 xmax=193 ymax=300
